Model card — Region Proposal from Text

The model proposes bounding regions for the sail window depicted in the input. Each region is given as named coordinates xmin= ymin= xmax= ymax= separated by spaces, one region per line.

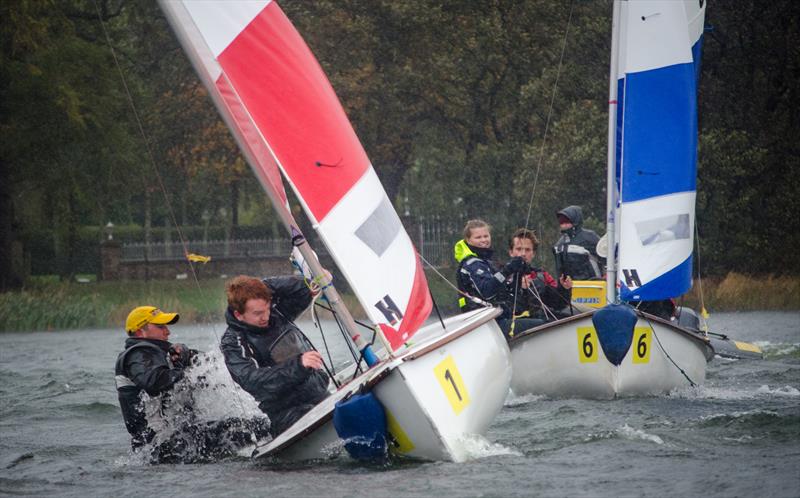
xmin=355 ymin=198 xmax=401 ymax=257
xmin=635 ymin=213 xmax=690 ymax=246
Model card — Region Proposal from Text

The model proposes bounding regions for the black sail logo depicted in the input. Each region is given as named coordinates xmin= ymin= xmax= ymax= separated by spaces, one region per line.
xmin=374 ymin=295 xmax=403 ymax=325
xmin=622 ymin=269 xmax=642 ymax=288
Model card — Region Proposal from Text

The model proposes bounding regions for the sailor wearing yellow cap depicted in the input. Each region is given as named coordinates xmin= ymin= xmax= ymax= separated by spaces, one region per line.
xmin=115 ymin=305 xmax=194 ymax=454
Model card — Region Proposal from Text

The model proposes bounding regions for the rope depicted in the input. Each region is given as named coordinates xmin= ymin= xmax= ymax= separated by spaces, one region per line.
xmin=310 ymin=300 xmax=338 ymax=385
xmin=514 ymin=0 xmax=574 ymax=332
xmin=522 ymin=0 xmax=575 ymax=230
xmin=92 ymin=1 xmax=253 ymax=421
xmin=524 ymin=281 xmax=559 ymax=321
xmin=644 ymin=317 xmax=697 ymax=388
xmin=694 ymin=222 xmax=710 ymax=332
xmin=429 ymin=287 xmax=447 ymax=331
xmin=417 ymin=252 xmax=492 ymax=309
xmin=276 ymin=309 xmax=340 ymax=388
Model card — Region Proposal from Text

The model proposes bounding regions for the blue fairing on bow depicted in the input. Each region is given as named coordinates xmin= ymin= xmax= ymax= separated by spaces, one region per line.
xmin=592 ymin=304 xmax=637 ymax=366
xmin=620 ymin=63 xmax=697 ymax=203
xmin=620 ymin=254 xmax=693 ymax=301
xmin=333 ymin=392 xmax=387 ymax=460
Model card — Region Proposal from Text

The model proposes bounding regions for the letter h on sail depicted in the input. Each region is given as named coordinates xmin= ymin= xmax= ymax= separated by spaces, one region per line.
xmin=622 ymin=269 xmax=642 ymax=288
xmin=374 ymin=295 xmax=403 ymax=325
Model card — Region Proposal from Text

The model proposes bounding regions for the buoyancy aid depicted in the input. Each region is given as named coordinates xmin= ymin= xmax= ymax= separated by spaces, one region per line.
xmin=453 ymin=239 xmax=508 ymax=314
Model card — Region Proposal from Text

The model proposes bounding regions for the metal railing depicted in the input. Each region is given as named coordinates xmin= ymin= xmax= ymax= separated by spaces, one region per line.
xmin=120 ymin=220 xmax=461 ymax=267
xmin=121 ymin=238 xmax=298 ymax=262
xmin=415 ymin=215 xmax=461 ymax=268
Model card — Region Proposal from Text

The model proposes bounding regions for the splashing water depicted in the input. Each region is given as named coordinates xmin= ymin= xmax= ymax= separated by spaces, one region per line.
xmin=617 ymin=424 xmax=664 ymax=445
xmin=137 ymin=350 xmax=271 ymax=463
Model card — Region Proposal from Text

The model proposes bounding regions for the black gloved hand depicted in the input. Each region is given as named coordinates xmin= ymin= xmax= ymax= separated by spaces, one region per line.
xmin=169 ymin=343 xmax=192 ymax=368
xmin=502 ymin=256 xmax=527 ymax=276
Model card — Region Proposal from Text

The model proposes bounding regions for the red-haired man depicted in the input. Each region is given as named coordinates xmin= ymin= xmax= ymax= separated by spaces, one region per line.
xmin=220 ymin=275 xmax=329 ymax=438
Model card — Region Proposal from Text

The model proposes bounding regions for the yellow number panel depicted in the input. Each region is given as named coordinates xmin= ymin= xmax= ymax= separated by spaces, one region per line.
xmin=385 ymin=409 xmax=415 ymax=454
xmin=434 ymin=355 xmax=470 ymax=415
xmin=632 ymin=327 xmax=652 ymax=364
xmin=577 ymin=327 xmax=599 ymax=363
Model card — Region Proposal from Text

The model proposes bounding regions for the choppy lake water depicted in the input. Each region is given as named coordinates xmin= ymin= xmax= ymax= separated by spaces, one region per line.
xmin=1 ymin=312 xmax=798 ymax=497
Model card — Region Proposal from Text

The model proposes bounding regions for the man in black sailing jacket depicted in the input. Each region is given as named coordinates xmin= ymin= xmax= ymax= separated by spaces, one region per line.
xmin=116 ymin=305 xmax=270 ymax=462
xmin=507 ymin=228 xmax=573 ymax=321
xmin=553 ymin=205 xmax=605 ymax=281
xmin=220 ymin=275 xmax=330 ymax=438
xmin=115 ymin=306 xmax=193 ymax=451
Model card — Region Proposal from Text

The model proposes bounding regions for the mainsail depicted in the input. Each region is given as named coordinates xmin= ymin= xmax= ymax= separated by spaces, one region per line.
xmin=614 ymin=0 xmax=706 ymax=301
xmin=159 ymin=1 xmax=432 ymax=350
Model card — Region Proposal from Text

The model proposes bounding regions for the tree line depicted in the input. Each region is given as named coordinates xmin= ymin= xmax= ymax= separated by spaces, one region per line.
xmin=1 ymin=0 xmax=798 ymax=290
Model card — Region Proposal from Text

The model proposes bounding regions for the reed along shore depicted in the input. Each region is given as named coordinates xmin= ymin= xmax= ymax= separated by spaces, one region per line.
xmin=0 ymin=272 xmax=797 ymax=332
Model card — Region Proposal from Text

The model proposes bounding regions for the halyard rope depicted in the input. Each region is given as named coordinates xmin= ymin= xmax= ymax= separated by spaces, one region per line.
xmin=92 ymin=0 xmax=254 ymax=423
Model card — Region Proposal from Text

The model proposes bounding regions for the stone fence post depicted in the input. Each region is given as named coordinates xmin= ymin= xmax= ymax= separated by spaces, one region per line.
xmin=100 ymin=239 xmax=121 ymax=281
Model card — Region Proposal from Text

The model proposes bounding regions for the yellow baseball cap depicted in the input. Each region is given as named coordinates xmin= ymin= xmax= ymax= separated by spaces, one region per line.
xmin=125 ymin=306 xmax=180 ymax=333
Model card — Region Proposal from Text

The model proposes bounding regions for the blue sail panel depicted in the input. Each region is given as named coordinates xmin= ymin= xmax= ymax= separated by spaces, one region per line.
xmin=620 ymin=254 xmax=693 ymax=302
xmin=619 ymin=63 xmax=697 ymax=203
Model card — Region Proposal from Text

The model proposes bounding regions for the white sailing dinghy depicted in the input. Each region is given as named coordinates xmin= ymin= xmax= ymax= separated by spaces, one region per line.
xmin=508 ymin=0 xmax=716 ymax=398
xmin=158 ymin=0 xmax=511 ymax=461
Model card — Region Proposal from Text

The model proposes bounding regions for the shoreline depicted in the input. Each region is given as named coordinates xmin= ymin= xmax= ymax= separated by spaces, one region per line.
xmin=0 ymin=272 xmax=797 ymax=332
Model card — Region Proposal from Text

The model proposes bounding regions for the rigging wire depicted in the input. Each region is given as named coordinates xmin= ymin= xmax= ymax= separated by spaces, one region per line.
xmin=392 ymin=5 xmax=577 ymax=333
xmin=511 ymin=0 xmax=575 ymax=331
xmin=415 ymin=3 xmax=576 ymax=320
xmin=92 ymin=0 xmax=254 ymax=421
xmin=644 ymin=317 xmax=698 ymax=388
xmin=272 ymin=308 xmax=340 ymax=389
xmin=524 ymin=282 xmax=559 ymax=322
xmin=694 ymin=222 xmax=710 ymax=332
xmin=522 ymin=0 xmax=575 ymax=230
xmin=310 ymin=300 xmax=338 ymax=380
xmin=417 ymin=252 xmax=491 ymax=310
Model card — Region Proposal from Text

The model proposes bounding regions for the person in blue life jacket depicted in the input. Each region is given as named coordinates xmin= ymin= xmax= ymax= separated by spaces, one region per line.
xmin=220 ymin=275 xmax=330 ymax=438
xmin=553 ymin=205 xmax=606 ymax=281
xmin=453 ymin=219 xmax=543 ymax=339
xmin=506 ymin=228 xmax=573 ymax=323
xmin=115 ymin=305 xmax=269 ymax=463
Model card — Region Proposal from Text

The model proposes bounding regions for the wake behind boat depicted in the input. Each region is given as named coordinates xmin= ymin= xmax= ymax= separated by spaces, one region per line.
xmin=158 ymin=0 xmax=511 ymax=461
xmin=509 ymin=0 xmax=730 ymax=398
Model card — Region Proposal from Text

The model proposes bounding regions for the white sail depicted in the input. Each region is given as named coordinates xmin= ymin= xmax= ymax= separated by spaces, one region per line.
xmin=159 ymin=0 xmax=431 ymax=350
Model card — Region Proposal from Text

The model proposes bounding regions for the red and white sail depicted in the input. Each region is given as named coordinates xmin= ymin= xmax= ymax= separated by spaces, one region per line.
xmin=159 ymin=0 xmax=432 ymax=350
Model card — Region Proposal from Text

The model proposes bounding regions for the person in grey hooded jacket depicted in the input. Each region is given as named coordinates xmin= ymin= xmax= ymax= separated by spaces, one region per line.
xmin=553 ymin=205 xmax=605 ymax=281
xmin=220 ymin=275 xmax=329 ymax=438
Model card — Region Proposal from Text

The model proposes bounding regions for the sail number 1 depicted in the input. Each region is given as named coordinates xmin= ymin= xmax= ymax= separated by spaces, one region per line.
xmin=434 ymin=355 xmax=470 ymax=415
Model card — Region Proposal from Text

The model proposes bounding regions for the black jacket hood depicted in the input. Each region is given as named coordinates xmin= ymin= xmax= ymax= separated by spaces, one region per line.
xmin=557 ymin=205 xmax=584 ymax=228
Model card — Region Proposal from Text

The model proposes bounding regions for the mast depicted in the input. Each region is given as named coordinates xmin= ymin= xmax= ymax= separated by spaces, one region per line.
xmin=605 ymin=0 xmax=621 ymax=305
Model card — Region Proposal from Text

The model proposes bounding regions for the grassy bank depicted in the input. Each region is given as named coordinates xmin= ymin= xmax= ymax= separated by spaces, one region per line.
xmin=0 ymin=272 xmax=797 ymax=332
xmin=678 ymin=273 xmax=800 ymax=311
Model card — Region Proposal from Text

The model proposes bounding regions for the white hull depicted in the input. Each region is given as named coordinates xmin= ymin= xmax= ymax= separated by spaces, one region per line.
xmin=509 ymin=310 xmax=712 ymax=399
xmin=254 ymin=307 xmax=511 ymax=462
